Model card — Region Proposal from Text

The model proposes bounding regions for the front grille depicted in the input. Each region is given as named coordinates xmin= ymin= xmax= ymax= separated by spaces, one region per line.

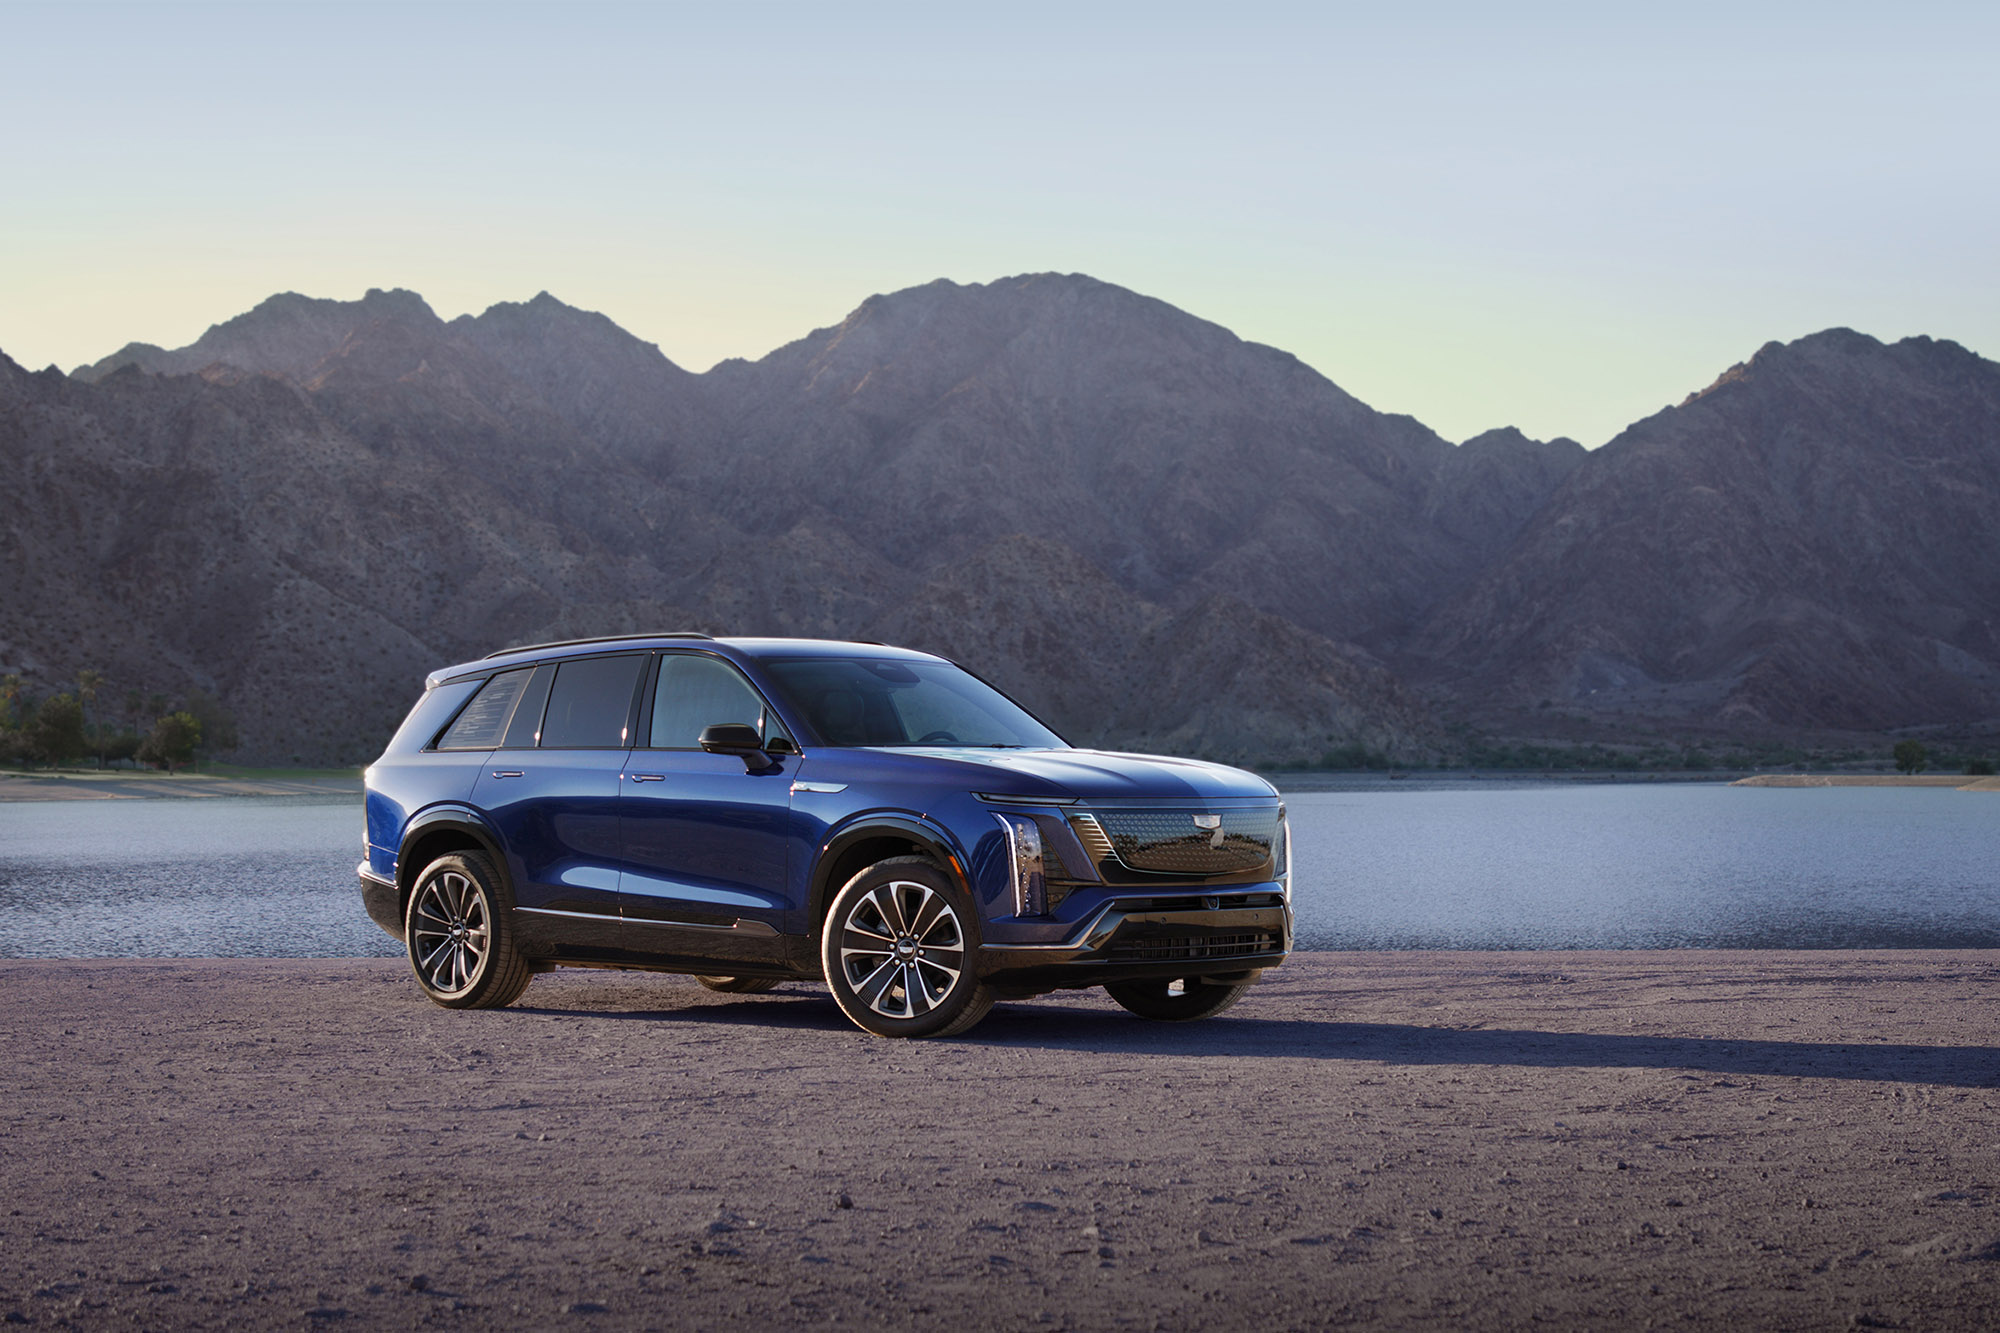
xmin=1108 ymin=932 xmax=1281 ymax=964
xmin=1092 ymin=809 xmax=1279 ymax=876
xmin=1069 ymin=815 xmax=1115 ymax=866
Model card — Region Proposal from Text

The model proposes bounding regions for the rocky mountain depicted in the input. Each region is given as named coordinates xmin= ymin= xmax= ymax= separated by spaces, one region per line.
xmin=9 ymin=277 xmax=1525 ymax=764
xmin=75 ymin=289 xmax=444 ymax=385
xmin=1415 ymin=329 xmax=2000 ymax=734
xmin=8 ymin=277 xmax=1995 ymax=766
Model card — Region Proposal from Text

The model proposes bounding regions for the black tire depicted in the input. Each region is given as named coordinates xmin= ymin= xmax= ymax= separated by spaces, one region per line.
xmin=404 ymin=851 xmax=533 ymax=1010
xmin=820 ymin=856 xmax=994 ymax=1038
xmin=694 ymin=975 xmax=782 ymax=994
xmin=1104 ymin=976 xmax=1253 ymax=1022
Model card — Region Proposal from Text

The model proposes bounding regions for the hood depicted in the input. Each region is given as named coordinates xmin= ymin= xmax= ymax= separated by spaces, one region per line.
xmin=894 ymin=747 xmax=1278 ymax=802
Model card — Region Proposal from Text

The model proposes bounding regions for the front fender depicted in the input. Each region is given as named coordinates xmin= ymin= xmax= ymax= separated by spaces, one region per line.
xmin=807 ymin=812 xmax=974 ymax=931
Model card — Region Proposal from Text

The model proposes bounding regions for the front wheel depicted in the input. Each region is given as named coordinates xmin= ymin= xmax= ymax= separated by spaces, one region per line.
xmin=1104 ymin=976 xmax=1252 ymax=1022
xmin=821 ymin=857 xmax=994 ymax=1038
xmin=404 ymin=851 xmax=532 ymax=1010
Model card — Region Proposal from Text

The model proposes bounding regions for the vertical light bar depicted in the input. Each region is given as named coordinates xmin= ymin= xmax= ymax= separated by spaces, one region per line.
xmin=1274 ymin=804 xmax=1291 ymax=900
xmin=994 ymin=813 xmax=1047 ymax=916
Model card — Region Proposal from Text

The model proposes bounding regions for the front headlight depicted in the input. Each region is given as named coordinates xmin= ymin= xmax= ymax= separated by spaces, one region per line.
xmin=993 ymin=812 xmax=1048 ymax=917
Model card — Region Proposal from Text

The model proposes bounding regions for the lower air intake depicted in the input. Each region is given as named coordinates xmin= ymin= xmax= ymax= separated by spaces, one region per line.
xmin=1108 ymin=932 xmax=1281 ymax=964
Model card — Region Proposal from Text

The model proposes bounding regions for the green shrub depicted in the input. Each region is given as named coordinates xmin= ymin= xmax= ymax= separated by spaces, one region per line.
xmin=138 ymin=712 xmax=202 ymax=772
xmin=23 ymin=693 xmax=87 ymax=766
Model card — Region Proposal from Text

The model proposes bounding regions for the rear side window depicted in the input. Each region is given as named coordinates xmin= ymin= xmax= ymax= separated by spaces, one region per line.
xmin=499 ymin=664 xmax=555 ymax=748
xmin=435 ymin=668 xmax=533 ymax=750
xmin=540 ymin=655 xmax=645 ymax=748
xmin=649 ymin=655 xmax=771 ymax=749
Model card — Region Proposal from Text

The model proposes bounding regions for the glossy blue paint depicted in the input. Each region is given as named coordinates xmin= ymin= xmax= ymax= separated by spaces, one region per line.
xmin=364 ymin=676 xmax=482 ymax=872
xmin=618 ymin=748 xmax=794 ymax=931
xmin=363 ymin=636 xmax=1292 ymax=992
xmin=471 ymin=748 xmax=628 ymax=917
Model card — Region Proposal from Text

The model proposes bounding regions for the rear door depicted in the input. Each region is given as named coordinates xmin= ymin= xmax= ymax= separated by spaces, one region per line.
xmin=618 ymin=652 xmax=798 ymax=964
xmin=471 ymin=652 xmax=646 ymax=958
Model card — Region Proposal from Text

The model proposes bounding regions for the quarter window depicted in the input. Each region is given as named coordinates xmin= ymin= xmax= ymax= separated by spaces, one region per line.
xmin=435 ymin=668 xmax=532 ymax=750
xmin=539 ymin=655 xmax=645 ymax=749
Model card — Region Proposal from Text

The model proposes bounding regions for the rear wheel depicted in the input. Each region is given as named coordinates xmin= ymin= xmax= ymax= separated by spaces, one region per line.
xmin=1104 ymin=976 xmax=1252 ymax=1022
xmin=821 ymin=857 xmax=994 ymax=1038
xmin=404 ymin=851 xmax=532 ymax=1010
xmin=694 ymin=975 xmax=781 ymax=994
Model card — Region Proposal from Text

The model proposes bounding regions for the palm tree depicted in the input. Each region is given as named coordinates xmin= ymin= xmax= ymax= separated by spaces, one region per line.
xmin=76 ymin=670 xmax=104 ymax=764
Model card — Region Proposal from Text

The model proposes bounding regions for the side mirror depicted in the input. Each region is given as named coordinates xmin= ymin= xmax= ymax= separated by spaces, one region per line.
xmin=699 ymin=722 xmax=764 ymax=754
xmin=700 ymin=722 xmax=781 ymax=772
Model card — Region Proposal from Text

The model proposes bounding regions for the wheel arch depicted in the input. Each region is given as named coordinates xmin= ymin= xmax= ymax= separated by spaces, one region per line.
xmin=396 ymin=806 xmax=509 ymax=920
xmin=808 ymin=815 xmax=971 ymax=936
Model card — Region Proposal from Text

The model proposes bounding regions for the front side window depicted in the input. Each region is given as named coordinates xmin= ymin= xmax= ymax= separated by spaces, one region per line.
xmin=761 ymin=658 xmax=1064 ymax=749
xmin=649 ymin=654 xmax=777 ymax=749
xmin=435 ymin=668 xmax=532 ymax=750
xmin=539 ymin=655 xmax=645 ymax=748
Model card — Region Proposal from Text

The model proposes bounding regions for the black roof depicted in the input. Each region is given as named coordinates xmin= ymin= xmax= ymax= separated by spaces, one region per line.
xmin=481 ymin=632 xmax=712 ymax=659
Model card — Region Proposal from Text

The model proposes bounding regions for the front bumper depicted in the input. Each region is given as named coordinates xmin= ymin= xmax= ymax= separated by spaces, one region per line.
xmin=975 ymin=897 xmax=1292 ymax=992
xmin=358 ymin=861 xmax=403 ymax=939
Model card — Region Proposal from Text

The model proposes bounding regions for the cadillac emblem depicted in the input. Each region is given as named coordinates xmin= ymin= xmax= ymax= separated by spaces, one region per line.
xmin=1193 ymin=813 xmax=1224 ymax=848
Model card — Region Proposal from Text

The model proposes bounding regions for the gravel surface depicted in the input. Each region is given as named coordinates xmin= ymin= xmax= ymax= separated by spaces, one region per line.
xmin=3 ymin=952 xmax=1998 ymax=1330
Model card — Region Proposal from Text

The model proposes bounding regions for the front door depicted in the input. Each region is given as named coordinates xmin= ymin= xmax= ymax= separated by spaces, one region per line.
xmin=618 ymin=652 xmax=797 ymax=968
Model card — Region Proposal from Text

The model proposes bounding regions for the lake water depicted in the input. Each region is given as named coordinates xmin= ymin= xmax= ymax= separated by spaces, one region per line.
xmin=0 ymin=785 xmax=1995 ymax=958
xmin=1288 ymin=784 xmax=1998 ymax=950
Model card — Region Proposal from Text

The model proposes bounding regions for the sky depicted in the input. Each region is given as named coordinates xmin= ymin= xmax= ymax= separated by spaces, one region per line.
xmin=2 ymin=1 xmax=1995 ymax=446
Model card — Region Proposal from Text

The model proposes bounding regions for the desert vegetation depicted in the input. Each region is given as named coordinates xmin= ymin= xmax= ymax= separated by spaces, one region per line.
xmin=0 ymin=670 xmax=235 ymax=772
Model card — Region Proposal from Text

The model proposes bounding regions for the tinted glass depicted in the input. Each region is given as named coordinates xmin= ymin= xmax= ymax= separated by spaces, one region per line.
xmin=435 ymin=668 xmax=531 ymax=750
xmin=762 ymin=658 xmax=1064 ymax=748
xmin=499 ymin=664 xmax=555 ymax=748
xmin=649 ymin=655 xmax=769 ymax=749
xmin=539 ymin=655 xmax=644 ymax=748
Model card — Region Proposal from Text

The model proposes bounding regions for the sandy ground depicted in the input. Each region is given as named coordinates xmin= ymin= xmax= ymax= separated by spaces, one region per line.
xmin=0 ymin=772 xmax=361 ymax=802
xmin=3 ymin=952 xmax=1998 ymax=1331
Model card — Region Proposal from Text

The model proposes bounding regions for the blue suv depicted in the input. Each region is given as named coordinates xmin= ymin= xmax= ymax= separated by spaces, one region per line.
xmin=359 ymin=635 xmax=1291 ymax=1037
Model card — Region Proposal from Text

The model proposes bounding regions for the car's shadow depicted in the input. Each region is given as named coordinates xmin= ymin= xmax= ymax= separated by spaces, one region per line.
xmin=514 ymin=991 xmax=2000 ymax=1089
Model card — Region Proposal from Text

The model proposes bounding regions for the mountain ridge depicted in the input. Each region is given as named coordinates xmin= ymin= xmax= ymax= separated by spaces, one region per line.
xmin=7 ymin=275 xmax=1996 ymax=765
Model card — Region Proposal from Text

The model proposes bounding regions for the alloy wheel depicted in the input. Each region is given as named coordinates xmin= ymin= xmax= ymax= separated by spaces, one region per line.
xmin=410 ymin=870 xmax=490 ymax=996
xmin=836 ymin=879 xmax=965 ymax=1019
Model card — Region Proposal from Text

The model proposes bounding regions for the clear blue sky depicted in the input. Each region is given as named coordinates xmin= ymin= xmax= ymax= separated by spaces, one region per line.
xmin=3 ymin=1 xmax=1994 ymax=444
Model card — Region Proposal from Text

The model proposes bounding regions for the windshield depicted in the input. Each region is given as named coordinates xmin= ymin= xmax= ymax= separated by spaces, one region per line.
xmin=761 ymin=658 xmax=1066 ymax=749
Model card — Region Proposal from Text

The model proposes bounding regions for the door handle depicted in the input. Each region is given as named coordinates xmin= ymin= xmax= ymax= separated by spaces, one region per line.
xmin=490 ymin=770 xmax=524 ymax=779
xmin=628 ymin=773 xmax=665 ymax=783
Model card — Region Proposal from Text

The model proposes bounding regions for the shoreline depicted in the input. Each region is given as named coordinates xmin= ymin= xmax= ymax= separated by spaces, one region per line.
xmin=1733 ymin=773 xmax=2000 ymax=790
xmin=0 ymin=770 xmax=362 ymax=801
xmin=5 ymin=950 xmax=1997 ymax=1329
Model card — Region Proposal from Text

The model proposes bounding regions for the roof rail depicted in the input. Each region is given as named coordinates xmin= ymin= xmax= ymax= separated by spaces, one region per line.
xmin=482 ymin=632 xmax=715 ymax=660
